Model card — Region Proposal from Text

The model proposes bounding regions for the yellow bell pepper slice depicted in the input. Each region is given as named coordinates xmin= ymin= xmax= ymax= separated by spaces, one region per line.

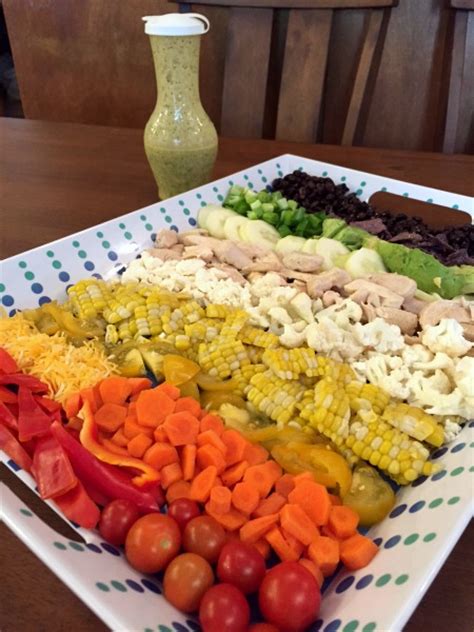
xmin=163 ymin=354 xmax=200 ymax=386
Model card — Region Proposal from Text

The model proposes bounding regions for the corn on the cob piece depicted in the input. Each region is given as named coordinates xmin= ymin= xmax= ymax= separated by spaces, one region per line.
xmin=382 ymin=403 xmax=444 ymax=447
xmin=262 ymin=347 xmax=354 ymax=383
xmin=185 ymin=319 xmax=223 ymax=343
xmin=206 ymin=304 xmax=234 ymax=319
xmin=246 ymin=370 xmax=306 ymax=426
xmin=239 ymin=326 xmax=279 ymax=349
xmin=298 ymin=378 xmax=351 ymax=447
xmin=346 ymin=410 xmax=436 ymax=484
xmin=346 ymin=381 xmax=390 ymax=416
xmin=232 ymin=363 xmax=266 ymax=395
xmin=244 ymin=345 xmax=265 ymax=364
xmin=67 ymin=280 xmax=112 ymax=320
xmin=198 ymin=339 xmax=250 ymax=379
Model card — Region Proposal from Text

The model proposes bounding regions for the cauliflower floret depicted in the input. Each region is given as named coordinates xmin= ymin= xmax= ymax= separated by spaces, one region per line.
xmin=316 ymin=298 xmax=363 ymax=330
xmin=454 ymin=356 xmax=474 ymax=399
xmin=353 ymin=355 xmax=410 ymax=400
xmin=425 ymin=389 xmax=471 ymax=417
xmin=306 ymin=319 xmax=362 ymax=361
xmin=268 ymin=307 xmax=292 ymax=325
xmin=401 ymin=344 xmax=433 ymax=366
xmin=175 ymin=258 xmax=206 ymax=275
xmin=407 ymin=371 xmax=453 ymax=409
xmin=442 ymin=418 xmax=463 ymax=443
xmin=250 ymin=272 xmax=287 ymax=297
xmin=413 ymin=352 xmax=456 ymax=373
xmin=289 ymin=293 xmax=314 ymax=324
xmin=421 ymin=318 xmax=473 ymax=357
xmin=280 ymin=324 xmax=307 ymax=348
xmin=353 ymin=318 xmax=405 ymax=353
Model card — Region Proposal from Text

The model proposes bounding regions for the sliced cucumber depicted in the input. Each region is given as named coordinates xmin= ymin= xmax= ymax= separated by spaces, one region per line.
xmin=313 ymin=237 xmax=350 ymax=270
xmin=302 ymin=238 xmax=319 ymax=255
xmin=239 ymin=219 xmax=280 ymax=250
xmin=224 ymin=215 xmax=250 ymax=242
xmin=205 ymin=207 xmax=238 ymax=239
xmin=275 ymin=235 xmax=307 ymax=255
xmin=197 ymin=204 xmax=226 ymax=231
xmin=345 ymin=247 xmax=386 ymax=278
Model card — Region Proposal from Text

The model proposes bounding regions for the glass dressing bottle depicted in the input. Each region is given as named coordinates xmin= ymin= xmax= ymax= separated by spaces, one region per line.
xmin=142 ymin=13 xmax=218 ymax=200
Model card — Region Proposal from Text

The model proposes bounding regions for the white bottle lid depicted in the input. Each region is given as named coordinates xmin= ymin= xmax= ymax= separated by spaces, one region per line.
xmin=142 ymin=13 xmax=210 ymax=36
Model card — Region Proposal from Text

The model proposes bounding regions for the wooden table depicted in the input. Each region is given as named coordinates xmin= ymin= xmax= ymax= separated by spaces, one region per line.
xmin=1 ymin=118 xmax=473 ymax=632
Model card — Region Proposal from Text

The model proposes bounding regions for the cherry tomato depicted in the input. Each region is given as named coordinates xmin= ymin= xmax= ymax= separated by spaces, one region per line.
xmin=343 ymin=466 xmax=396 ymax=526
xmin=168 ymin=498 xmax=201 ymax=531
xmin=217 ymin=541 xmax=266 ymax=594
xmin=125 ymin=513 xmax=181 ymax=573
xmin=98 ymin=499 xmax=140 ymax=546
xmin=163 ymin=553 xmax=214 ymax=613
xmin=248 ymin=624 xmax=280 ymax=632
xmin=183 ymin=515 xmax=226 ymax=564
xmin=259 ymin=561 xmax=321 ymax=632
xmin=199 ymin=583 xmax=250 ymax=632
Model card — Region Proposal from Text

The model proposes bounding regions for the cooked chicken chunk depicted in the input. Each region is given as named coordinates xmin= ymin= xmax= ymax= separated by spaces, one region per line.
xmin=322 ymin=290 xmax=341 ymax=307
xmin=243 ymin=252 xmax=283 ymax=273
xmin=462 ymin=323 xmax=474 ymax=341
xmin=154 ymin=229 xmax=178 ymax=249
xmin=182 ymin=245 xmax=214 ymax=262
xmin=369 ymin=273 xmax=417 ymax=298
xmin=344 ymin=279 xmax=404 ymax=309
xmin=213 ymin=240 xmax=253 ymax=269
xmin=374 ymin=307 xmax=418 ymax=335
xmin=148 ymin=248 xmax=182 ymax=261
xmin=178 ymin=234 xmax=220 ymax=248
xmin=419 ymin=300 xmax=471 ymax=329
xmin=281 ymin=252 xmax=323 ymax=273
xmin=306 ymin=269 xmax=351 ymax=298
xmin=402 ymin=296 xmax=427 ymax=315
xmin=213 ymin=264 xmax=247 ymax=285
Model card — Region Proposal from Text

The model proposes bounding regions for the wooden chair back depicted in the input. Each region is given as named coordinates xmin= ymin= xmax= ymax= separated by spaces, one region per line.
xmin=443 ymin=0 xmax=474 ymax=153
xmin=177 ymin=0 xmax=397 ymax=143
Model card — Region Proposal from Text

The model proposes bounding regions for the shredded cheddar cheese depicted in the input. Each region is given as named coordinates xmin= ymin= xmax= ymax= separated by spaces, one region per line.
xmin=0 ymin=313 xmax=117 ymax=403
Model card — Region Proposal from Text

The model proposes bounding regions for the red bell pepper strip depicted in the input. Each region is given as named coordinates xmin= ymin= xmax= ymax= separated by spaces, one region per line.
xmin=0 ymin=385 xmax=17 ymax=404
xmin=0 ymin=348 xmax=18 ymax=373
xmin=17 ymin=386 xmax=52 ymax=441
xmin=53 ymin=479 xmax=101 ymax=529
xmin=0 ymin=423 xmax=32 ymax=471
xmin=79 ymin=402 xmax=160 ymax=487
xmin=0 ymin=373 xmax=48 ymax=393
xmin=32 ymin=433 xmax=78 ymax=499
xmin=50 ymin=420 xmax=162 ymax=513
xmin=0 ymin=400 xmax=18 ymax=430
xmin=34 ymin=395 xmax=61 ymax=414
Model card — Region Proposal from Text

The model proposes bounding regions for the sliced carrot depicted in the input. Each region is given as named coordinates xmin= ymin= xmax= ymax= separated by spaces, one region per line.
xmin=265 ymin=526 xmax=299 ymax=562
xmin=213 ymin=475 xmax=223 ymax=488
xmin=243 ymin=442 xmax=269 ymax=466
xmin=221 ymin=429 xmax=248 ymax=465
xmin=64 ymin=392 xmax=81 ymax=419
xmin=181 ymin=444 xmax=197 ymax=481
xmin=127 ymin=433 xmax=153 ymax=458
xmin=329 ymin=493 xmax=342 ymax=506
xmin=136 ymin=389 xmax=176 ymax=427
xmin=281 ymin=527 xmax=305 ymax=559
xmin=200 ymin=414 xmax=224 ymax=436
xmin=221 ymin=460 xmax=249 ymax=487
xmin=275 ymin=473 xmax=295 ymax=499
xmin=153 ymin=426 xmax=168 ymax=443
xmin=128 ymin=377 xmax=152 ymax=395
xmin=264 ymin=460 xmax=282 ymax=485
xmin=253 ymin=538 xmax=271 ymax=560
xmin=143 ymin=442 xmax=179 ymax=470
xmin=299 ymin=558 xmax=324 ymax=588
xmin=156 ymin=382 xmax=181 ymax=400
xmin=80 ymin=387 xmax=101 ymax=414
xmin=160 ymin=462 xmax=183 ymax=489
xmin=95 ymin=403 xmax=128 ymax=433
xmin=197 ymin=444 xmax=226 ymax=474
xmin=328 ymin=505 xmax=359 ymax=539
xmin=293 ymin=471 xmax=315 ymax=485
xmin=111 ymin=427 xmax=129 ymax=447
xmin=253 ymin=492 xmax=286 ymax=518
xmin=166 ymin=480 xmax=191 ymax=504
xmin=239 ymin=513 xmax=279 ymax=544
xmin=205 ymin=503 xmax=247 ymax=531
xmin=189 ymin=465 xmax=218 ymax=503
xmin=210 ymin=486 xmax=232 ymax=515
xmin=339 ymin=534 xmax=379 ymax=571
xmin=280 ymin=503 xmax=319 ymax=546
xmin=308 ymin=535 xmax=340 ymax=576
xmin=232 ymin=482 xmax=260 ymax=515
xmin=320 ymin=524 xmax=339 ymax=541
xmin=98 ymin=376 xmax=132 ymax=406
xmin=288 ymin=480 xmax=331 ymax=526
xmin=174 ymin=396 xmax=201 ymax=417
xmin=101 ymin=438 xmax=129 ymax=457
xmin=124 ymin=417 xmax=153 ymax=439
xmin=197 ymin=429 xmax=227 ymax=454
xmin=243 ymin=463 xmax=276 ymax=498
xmin=164 ymin=411 xmax=200 ymax=446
